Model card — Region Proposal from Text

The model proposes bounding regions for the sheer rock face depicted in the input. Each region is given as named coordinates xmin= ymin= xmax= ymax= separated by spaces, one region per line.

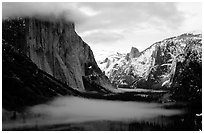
xmin=2 ymin=17 xmax=115 ymax=91
xmin=2 ymin=43 xmax=80 ymax=111
xmin=99 ymin=33 xmax=202 ymax=89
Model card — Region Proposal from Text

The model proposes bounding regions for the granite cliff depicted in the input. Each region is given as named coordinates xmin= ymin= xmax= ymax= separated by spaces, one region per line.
xmin=2 ymin=42 xmax=81 ymax=111
xmin=2 ymin=17 xmax=115 ymax=93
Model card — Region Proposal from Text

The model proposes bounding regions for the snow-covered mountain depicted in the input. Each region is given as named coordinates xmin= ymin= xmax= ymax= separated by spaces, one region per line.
xmin=97 ymin=33 xmax=202 ymax=89
xmin=97 ymin=53 xmax=125 ymax=73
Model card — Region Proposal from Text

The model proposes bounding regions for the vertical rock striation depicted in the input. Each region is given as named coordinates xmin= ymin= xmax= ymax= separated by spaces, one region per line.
xmin=3 ymin=17 xmax=115 ymax=92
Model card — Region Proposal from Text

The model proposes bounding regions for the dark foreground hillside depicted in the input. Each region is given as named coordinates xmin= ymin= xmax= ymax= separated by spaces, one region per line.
xmin=2 ymin=42 xmax=80 ymax=111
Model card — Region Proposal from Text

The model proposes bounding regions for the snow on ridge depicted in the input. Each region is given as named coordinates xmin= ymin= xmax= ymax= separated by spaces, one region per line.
xmin=93 ymin=49 xmax=125 ymax=63
xmin=95 ymin=33 xmax=202 ymax=88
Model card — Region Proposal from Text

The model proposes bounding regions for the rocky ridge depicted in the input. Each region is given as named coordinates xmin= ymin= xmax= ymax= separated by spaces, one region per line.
xmin=98 ymin=33 xmax=202 ymax=91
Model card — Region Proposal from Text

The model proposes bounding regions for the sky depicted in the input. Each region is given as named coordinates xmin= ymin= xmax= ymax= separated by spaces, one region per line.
xmin=2 ymin=2 xmax=202 ymax=53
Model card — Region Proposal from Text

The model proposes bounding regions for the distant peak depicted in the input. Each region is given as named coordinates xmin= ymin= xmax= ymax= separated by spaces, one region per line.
xmin=129 ymin=47 xmax=140 ymax=58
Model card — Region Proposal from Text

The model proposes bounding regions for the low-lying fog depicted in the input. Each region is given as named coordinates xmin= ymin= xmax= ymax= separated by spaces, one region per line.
xmin=3 ymin=96 xmax=183 ymax=129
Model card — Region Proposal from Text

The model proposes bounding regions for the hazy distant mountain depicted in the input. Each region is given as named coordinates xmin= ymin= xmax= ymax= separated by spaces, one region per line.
xmin=95 ymin=51 xmax=125 ymax=73
xmin=98 ymin=33 xmax=202 ymax=91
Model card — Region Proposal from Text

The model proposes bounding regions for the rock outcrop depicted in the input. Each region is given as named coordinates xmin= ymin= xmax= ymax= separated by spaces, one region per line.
xmin=129 ymin=47 xmax=140 ymax=58
xmin=2 ymin=17 xmax=115 ymax=92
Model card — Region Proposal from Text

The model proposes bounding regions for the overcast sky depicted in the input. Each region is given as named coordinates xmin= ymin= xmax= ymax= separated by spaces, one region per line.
xmin=2 ymin=2 xmax=202 ymax=53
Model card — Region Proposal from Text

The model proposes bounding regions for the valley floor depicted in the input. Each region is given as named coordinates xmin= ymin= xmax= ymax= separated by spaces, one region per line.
xmin=2 ymin=89 xmax=202 ymax=131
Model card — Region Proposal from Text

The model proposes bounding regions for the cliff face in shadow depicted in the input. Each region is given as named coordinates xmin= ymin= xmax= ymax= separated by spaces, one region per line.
xmin=170 ymin=38 xmax=202 ymax=102
xmin=2 ymin=17 xmax=115 ymax=92
xmin=2 ymin=42 xmax=83 ymax=111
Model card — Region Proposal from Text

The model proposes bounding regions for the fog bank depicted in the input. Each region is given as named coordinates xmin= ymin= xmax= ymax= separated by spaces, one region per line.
xmin=3 ymin=96 xmax=184 ymax=130
xmin=29 ymin=96 xmax=182 ymax=122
